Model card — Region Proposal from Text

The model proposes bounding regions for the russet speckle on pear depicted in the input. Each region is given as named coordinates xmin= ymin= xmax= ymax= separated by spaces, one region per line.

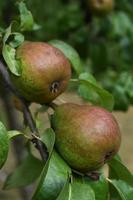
xmin=11 ymin=42 xmax=71 ymax=104
xmin=51 ymin=103 xmax=121 ymax=173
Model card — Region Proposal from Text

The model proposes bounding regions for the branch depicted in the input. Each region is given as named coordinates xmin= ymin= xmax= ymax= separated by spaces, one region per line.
xmin=0 ymin=60 xmax=48 ymax=162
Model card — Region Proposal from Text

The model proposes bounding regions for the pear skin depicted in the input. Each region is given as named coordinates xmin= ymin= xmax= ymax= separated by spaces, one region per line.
xmin=11 ymin=42 xmax=71 ymax=104
xmin=52 ymin=103 xmax=121 ymax=173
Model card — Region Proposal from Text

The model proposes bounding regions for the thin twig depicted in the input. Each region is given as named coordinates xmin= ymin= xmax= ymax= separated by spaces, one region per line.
xmin=0 ymin=60 xmax=48 ymax=161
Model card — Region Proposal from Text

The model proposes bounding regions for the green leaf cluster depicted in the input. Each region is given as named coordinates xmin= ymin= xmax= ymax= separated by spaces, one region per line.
xmin=2 ymin=125 xmax=133 ymax=200
xmin=1 ymin=1 xmax=36 ymax=76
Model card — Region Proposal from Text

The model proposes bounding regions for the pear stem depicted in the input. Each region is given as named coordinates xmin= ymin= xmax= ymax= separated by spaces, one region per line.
xmin=0 ymin=60 xmax=48 ymax=162
xmin=48 ymin=102 xmax=58 ymax=110
xmin=86 ymin=171 xmax=100 ymax=181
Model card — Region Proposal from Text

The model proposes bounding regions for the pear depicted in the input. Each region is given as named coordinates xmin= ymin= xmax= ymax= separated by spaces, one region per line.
xmin=88 ymin=0 xmax=114 ymax=15
xmin=11 ymin=42 xmax=71 ymax=104
xmin=51 ymin=103 xmax=121 ymax=173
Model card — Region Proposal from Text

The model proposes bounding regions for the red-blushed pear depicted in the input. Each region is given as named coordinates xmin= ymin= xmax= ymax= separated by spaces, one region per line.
xmin=88 ymin=0 xmax=114 ymax=15
xmin=11 ymin=42 xmax=71 ymax=104
xmin=51 ymin=103 xmax=121 ymax=173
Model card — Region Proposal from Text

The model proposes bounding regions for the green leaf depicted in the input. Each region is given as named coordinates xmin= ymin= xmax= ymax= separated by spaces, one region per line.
xmin=32 ymin=128 xmax=56 ymax=199
xmin=18 ymin=1 xmax=34 ymax=31
xmin=108 ymin=179 xmax=133 ymax=200
xmin=9 ymin=33 xmax=24 ymax=48
xmin=85 ymin=175 xmax=108 ymax=200
xmin=49 ymin=40 xmax=83 ymax=75
xmin=3 ymin=154 xmax=43 ymax=189
xmin=35 ymin=105 xmax=49 ymax=117
xmin=71 ymin=178 xmax=95 ymax=200
xmin=108 ymin=157 xmax=133 ymax=200
xmin=32 ymin=150 xmax=71 ymax=200
xmin=109 ymin=12 xmax=133 ymax=38
xmin=56 ymin=177 xmax=96 ymax=200
xmin=0 ymin=122 xmax=9 ymax=169
xmin=0 ymin=26 xmax=4 ymax=33
xmin=78 ymin=73 xmax=114 ymax=111
xmin=8 ymin=130 xmax=23 ymax=139
xmin=3 ymin=24 xmax=12 ymax=44
xmin=113 ymin=85 xmax=129 ymax=111
xmin=109 ymin=183 xmax=121 ymax=200
xmin=56 ymin=179 xmax=70 ymax=200
xmin=41 ymin=128 xmax=55 ymax=153
xmin=78 ymin=84 xmax=100 ymax=105
xmin=2 ymin=44 xmax=21 ymax=76
xmin=2 ymin=22 xmax=24 ymax=48
xmin=108 ymin=157 xmax=133 ymax=187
